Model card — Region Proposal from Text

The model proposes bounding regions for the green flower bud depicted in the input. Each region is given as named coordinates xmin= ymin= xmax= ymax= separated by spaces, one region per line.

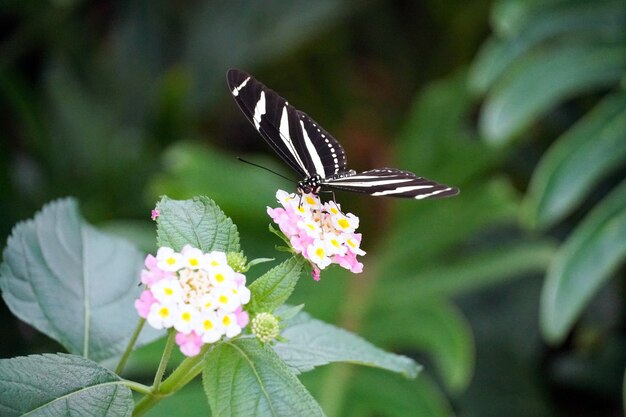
xmin=251 ymin=312 xmax=280 ymax=343
xmin=227 ymin=252 xmax=247 ymax=273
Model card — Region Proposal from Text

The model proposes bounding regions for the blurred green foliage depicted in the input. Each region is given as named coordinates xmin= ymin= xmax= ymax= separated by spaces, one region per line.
xmin=1 ymin=0 xmax=624 ymax=416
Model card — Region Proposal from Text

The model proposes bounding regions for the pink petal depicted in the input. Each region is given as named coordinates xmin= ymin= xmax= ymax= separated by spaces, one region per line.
xmin=134 ymin=290 xmax=156 ymax=318
xmin=175 ymin=331 xmax=203 ymax=357
xmin=144 ymin=254 xmax=158 ymax=270
xmin=234 ymin=307 xmax=249 ymax=328
xmin=311 ymin=266 xmax=321 ymax=281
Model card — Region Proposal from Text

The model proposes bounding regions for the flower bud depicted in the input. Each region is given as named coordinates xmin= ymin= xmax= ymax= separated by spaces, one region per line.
xmin=251 ymin=312 xmax=280 ymax=343
xmin=227 ymin=252 xmax=247 ymax=273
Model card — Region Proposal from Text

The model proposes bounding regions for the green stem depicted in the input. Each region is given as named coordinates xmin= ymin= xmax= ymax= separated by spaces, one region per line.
xmin=122 ymin=380 xmax=152 ymax=396
xmin=115 ymin=318 xmax=146 ymax=375
xmin=159 ymin=345 xmax=210 ymax=394
xmin=153 ymin=330 xmax=176 ymax=391
xmin=133 ymin=345 xmax=209 ymax=417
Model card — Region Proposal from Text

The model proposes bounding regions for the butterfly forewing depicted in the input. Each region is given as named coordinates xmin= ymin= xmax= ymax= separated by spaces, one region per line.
xmin=324 ymin=168 xmax=459 ymax=199
xmin=227 ymin=68 xmax=459 ymax=200
xmin=227 ymin=69 xmax=348 ymax=178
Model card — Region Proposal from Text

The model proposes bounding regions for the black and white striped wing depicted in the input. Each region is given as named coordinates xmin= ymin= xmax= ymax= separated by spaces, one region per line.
xmin=324 ymin=168 xmax=459 ymax=199
xmin=227 ymin=69 xmax=348 ymax=179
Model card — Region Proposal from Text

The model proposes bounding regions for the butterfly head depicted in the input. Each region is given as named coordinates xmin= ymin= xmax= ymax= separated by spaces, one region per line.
xmin=297 ymin=175 xmax=322 ymax=195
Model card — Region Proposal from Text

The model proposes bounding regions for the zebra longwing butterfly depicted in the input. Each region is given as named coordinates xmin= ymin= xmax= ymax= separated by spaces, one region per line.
xmin=227 ymin=69 xmax=459 ymax=199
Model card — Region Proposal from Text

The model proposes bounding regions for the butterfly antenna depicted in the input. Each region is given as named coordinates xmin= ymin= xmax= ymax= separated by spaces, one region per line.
xmin=237 ymin=157 xmax=297 ymax=184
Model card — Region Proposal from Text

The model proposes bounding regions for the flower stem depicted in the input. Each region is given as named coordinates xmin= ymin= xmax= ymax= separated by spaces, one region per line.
xmin=122 ymin=380 xmax=152 ymax=396
xmin=132 ymin=345 xmax=209 ymax=417
xmin=115 ymin=318 xmax=146 ymax=375
xmin=153 ymin=330 xmax=176 ymax=391
xmin=159 ymin=344 xmax=209 ymax=394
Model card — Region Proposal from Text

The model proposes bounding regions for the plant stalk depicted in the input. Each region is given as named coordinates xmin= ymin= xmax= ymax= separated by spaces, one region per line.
xmin=115 ymin=318 xmax=146 ymax=375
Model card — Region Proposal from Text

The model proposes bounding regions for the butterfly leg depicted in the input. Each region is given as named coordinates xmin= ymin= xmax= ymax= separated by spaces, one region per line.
xmin=320 ymin=190 xmax=346 ymax=215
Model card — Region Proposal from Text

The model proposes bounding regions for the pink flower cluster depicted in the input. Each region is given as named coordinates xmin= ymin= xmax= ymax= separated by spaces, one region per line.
xmin=267 ymin=190 xmax=365 ymax=280
xmin=134 ymin=246 xmax=250 ymax=356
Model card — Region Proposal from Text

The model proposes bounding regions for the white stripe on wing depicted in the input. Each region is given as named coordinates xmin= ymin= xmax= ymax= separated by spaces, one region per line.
xmin=300 ymin=120 xmax=325 ymax=178
xmin=279 ymin=105 xmax=309 ymax=176
xmin=253 ymin=91 xmax=266 ymax=131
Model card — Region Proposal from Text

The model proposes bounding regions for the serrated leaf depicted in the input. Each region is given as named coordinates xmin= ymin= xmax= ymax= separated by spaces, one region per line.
xmin=273 ymin=311 xmax=420 ymax=379
xmin=156 ymin=195 xmax=240 ymax=253
xmin=203 ymin=339 xmax=325 ymax=417
xmin=480 ymin=42 xmax=626 ymax=144
xmin=366 ymin=300 xmax=473 ymax=393
xmin=0 ymin=353 xmax=133 ymax=417
xmin=249 ymin=257 xmax=304 ymax=313
xmin=524 ymin=92 xmax=626 ymax=228
xmin=0 ymin=198 xmax=160 ymax=362
xmin=541 ymin=180 xmax=626 ymax=343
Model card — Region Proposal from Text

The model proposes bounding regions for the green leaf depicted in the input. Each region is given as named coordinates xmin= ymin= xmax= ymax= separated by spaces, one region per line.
xmin=276 ymin=304 xmax=305 ymax=321
xmin=249 ymin=257 xmax=305 ymax=313
xmin=366 ymin=300 xmax=472 ymax=393
xmin=203 ymin=339 xmax=325 ymax=417
xmin=156 ymin=195 xmax=240 ymax=253
xmin=0 ymin=353 xmax=133 ymax=417
xmin=380 ymin=240 xmax=554 ymax=303
xmin=524 ymin=92 xmax=626 ymax=228
xmin=540 ymin=180 xmax=626 ymax=343
xmin=346 ymin=369 xmax=453 ymax=417
xmin=480 ymin=42 xmax=626 ymax=144
xmin=274 ymin=311 xmax=420 ymax=378
xmin=0 ymin=198 xmax=160 ymax=362
xmin=470 ymin=0 xmax=626 ymax=93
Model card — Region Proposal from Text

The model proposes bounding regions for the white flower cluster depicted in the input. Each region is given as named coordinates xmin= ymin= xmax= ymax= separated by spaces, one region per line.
xmin=135 ymin=245 xmax=250 ymax=356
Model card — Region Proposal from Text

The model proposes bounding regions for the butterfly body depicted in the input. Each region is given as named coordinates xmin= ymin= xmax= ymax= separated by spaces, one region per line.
xmin=227 ymin=69 xmax=459 ymax=200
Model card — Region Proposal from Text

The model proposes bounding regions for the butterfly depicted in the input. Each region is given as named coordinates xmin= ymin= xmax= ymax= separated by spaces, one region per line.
xmin=227 ymin=69 xmax=459 ymax=199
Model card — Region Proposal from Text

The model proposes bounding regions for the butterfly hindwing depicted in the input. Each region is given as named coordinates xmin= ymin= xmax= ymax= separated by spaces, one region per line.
xmin=227 ymin=69 xmax=348 ymax=178
xmin=324 ymin=168 xmax=459 ymax=199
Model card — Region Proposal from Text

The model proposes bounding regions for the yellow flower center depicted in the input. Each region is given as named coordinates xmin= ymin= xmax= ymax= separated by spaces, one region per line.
xmin=189 ymin=258 xmax=199 ymax=266
xmin=164 ymin=288 xmax=173 ymax=296
xmin=219 ymin=295 xmax=228 ymax=304
xmin=215 ymin=273 xmax=225 ymax=283
xmin=182 ymin=312 xmax=191 ymax=322
xmin=158 ymin=307 xmax=170 ymax=318
xmin=316 ymin=248 xmax=325 ymax=258
xmin=222 ymin=316 xmax=231 ymax=326
xmin=338 ymin=218 xmax=350 ymax=229
xmin=203 ymin=320 xmax=214 ymax=330
xmin=306 ymin=196 xmax=316 ymax=205
xmin=211 ymin=260 xmax=219 ymax=267
xmin=166 ymin=257 xmax=176 ymax=265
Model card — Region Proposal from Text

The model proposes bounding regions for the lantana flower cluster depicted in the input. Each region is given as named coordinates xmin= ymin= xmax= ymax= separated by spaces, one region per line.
xmin=267 ymin=190 xmax=365 ymax=279
xmin=134 ymin=245 xmax=250 ymax=356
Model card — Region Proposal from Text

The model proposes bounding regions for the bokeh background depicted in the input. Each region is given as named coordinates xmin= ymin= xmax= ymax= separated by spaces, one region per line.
xmin=1 ymin=1 xmax=625 ymax=416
